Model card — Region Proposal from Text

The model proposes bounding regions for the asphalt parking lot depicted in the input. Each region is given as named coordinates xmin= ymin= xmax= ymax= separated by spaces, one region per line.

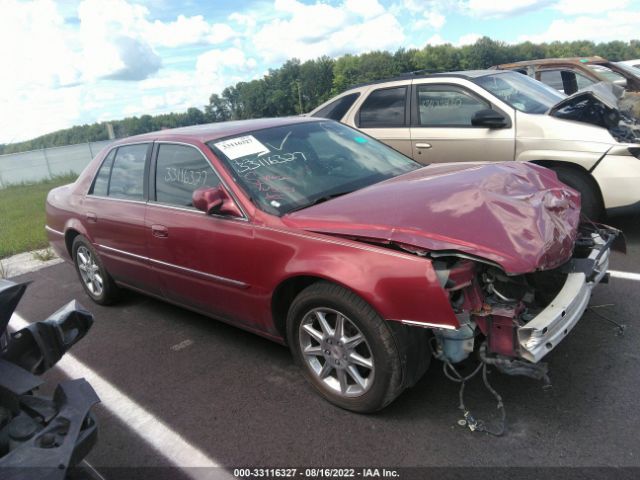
xmin=10 ymin=213 xmax=640 ymax=479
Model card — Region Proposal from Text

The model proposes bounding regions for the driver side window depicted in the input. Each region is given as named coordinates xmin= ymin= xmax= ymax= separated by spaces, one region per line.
xmin=416 ymin=85 xmax=489 ymax=127
xmin=154 ymin=144 xmax=220 ymax=208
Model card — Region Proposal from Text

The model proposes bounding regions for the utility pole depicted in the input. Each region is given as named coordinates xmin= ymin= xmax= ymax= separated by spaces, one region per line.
xmin=297 ymin=81 xmax=303 ymax=115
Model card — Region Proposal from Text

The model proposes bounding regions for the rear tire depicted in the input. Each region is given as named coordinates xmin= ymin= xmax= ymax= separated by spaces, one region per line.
xmin=72 ymin=235 xmax=120 ymax=305
xmin=287 ymin=281 xmax=405 ymax=413
xmin=552 ymin=166 xmax=603 ymax=220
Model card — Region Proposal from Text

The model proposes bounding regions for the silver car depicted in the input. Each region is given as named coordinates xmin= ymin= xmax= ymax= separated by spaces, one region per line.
xmin=310 ymin=70 xmax=640 ymax=219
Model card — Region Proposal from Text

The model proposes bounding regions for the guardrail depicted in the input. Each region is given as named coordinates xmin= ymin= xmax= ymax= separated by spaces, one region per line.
xmin=0 ymin=140 xmax=113 ymax=188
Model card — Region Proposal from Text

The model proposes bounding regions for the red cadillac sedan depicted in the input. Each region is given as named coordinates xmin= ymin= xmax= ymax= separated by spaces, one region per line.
xmin=46 ymin=117 xmax=618 ymax=412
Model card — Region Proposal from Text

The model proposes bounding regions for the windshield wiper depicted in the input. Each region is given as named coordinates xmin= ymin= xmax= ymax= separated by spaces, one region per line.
xmin=286 ymin=191 xmax=354 ymax=213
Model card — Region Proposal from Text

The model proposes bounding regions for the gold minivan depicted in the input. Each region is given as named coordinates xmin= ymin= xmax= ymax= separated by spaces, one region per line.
xmin=310 ymin=70 xmax=640 ymax=219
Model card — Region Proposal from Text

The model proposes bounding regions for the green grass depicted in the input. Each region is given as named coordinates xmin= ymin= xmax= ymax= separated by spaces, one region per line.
xmin=0 ymin=174 xmax=78 ymax=259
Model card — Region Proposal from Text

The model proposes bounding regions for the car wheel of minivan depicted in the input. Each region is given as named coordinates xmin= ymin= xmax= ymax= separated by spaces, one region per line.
xmin=72 ymin=236 xmax=120 ymax=305
xmin=553 ymin=167 xmax=603 ymax=220
xmin=287 ymin=281 xmax=404 ymax=413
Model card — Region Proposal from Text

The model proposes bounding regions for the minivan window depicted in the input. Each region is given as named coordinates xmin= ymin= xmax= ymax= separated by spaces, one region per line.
xmin=312 ymin=93 xmax=360 ymax=121
xmin=358 ymin=87 xmax=407 ymax=127
xmin=90 ymin=149 xmax=116 ymax=196
xmin=417 ymin=85 xmax=489 ymax=127
xmin=108 ymin=144 xmax=148 ymax=201
xmin=155 ymin=144 xmax=220 ymax=207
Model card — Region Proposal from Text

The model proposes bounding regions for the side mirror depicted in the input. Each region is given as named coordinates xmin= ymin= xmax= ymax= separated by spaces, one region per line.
xmin=192 ymin=186 xmax=243 ymax=218
xmin=471 ymin=109 xmax=508 ymax=129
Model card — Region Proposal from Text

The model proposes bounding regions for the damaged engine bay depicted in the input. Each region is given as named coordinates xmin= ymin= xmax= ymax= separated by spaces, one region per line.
xmin=549 ymin=82 xmax=640 ymax=143
xmin=411 ymin=223 xmax=621 ymax=434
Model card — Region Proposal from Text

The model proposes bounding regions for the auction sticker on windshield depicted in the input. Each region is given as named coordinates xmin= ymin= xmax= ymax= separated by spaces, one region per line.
xmin=215 ymin=135 xmax=270 ymax=160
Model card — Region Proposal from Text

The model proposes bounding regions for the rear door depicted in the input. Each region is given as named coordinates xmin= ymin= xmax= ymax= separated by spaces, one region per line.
xmin=351 ymin=83 xmax=413 ymax=157
xmin=82 ymin=142 xmax=158 ymax=292
xmin=409 ymin=81 xmax=515 ymax=164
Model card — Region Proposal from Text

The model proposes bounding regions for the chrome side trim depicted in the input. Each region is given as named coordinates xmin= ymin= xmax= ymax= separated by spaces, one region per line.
xmin=399 ymin=319 xmax=457 ymax=330
xmin=95 ymin=244 xmax=249 ymax=289
xmin=45 ymin=225 xmax=64 ymax=236
xmin=148 ymin=257 xmax=249 ymax=289
xmin=146 ymin=201 xmax=249 ymax=223
xmin=97 ymin=244 xmax=148 ymax=261
xmin=86 ymin=195 xmax=147 ymax=206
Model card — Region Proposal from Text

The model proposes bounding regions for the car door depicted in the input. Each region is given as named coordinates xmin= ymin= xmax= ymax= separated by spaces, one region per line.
xmin=82 ymin=142 xmax=159 ymax=293
xmin=409 ymin=81 xmax=515 ymax=164
xmin=145 ymin=141 xmax=257 ymax=325
xmin=353 ymin=83 xmax=413 ymax=157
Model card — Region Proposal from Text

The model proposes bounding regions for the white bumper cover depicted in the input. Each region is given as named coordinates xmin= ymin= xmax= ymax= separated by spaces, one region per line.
xmin=517 ymin=234 xmax=611 ymax=363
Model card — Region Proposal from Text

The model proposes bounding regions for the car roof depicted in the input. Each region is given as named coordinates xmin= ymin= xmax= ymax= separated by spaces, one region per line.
xmin=111 ymin=116 xmax=321 ymax=146
xmin=345 ymin=69 xmax=501 ymax=90
xmin=495 ymin=57 xmax=608 ymax=68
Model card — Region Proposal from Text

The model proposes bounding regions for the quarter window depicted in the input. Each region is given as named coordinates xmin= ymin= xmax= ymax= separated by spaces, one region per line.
xmin=108 ymin=144 xmax=148 ymax=201
xmin=358 ymin=87 xmax=407 ymax=128
xmin=155 ymin=144 xmax=220 ymax=208
xmin=312 ymin=93 xmax=360 ymax=121
xmin=417 ymin=85 xmax=489 ymax=127
xmin=90 ymin=149 xmax=115 ymax=196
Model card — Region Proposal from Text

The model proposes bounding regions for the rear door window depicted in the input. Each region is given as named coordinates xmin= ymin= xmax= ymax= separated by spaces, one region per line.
xmin=358 ymin=87 xmax=407 ymax=128
xmin=311 ymin=93 xmax=360 ymax=121
xmin=416 ymin=85 xmax=489 ymax=127
xmin=108 ymin=144 xmax=148 ymax=201
xmin=90 ymin=149 xmax=116 ymax=196
xmin=154 ymin=144 xmax=220 ymax=208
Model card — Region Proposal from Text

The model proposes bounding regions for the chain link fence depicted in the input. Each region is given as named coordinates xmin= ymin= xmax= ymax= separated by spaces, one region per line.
xmin=0 ymin=140 xmax=114 ymax=188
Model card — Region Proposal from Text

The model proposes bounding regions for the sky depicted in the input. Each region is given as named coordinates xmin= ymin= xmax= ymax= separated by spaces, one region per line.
xmin=1 ymin=0 xmax=639 ymax=144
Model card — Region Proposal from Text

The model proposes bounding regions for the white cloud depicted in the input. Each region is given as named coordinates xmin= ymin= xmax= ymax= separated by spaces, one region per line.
xmin=414 ymin=11 xmax=446 ymax=29
xmin=465 ymin=0 xmax=549 ymax=18
xmin=252 ymin=0 xmax=405 ymax=63
xmin=145 ymin=15 xmax=236 ymax=47
xmin=521 ymin=11 xmax=640 ymax=43
xmin=457 ymin=33 xmax=482 ymax=45
xmin=426 ymin=34 xmax=447 ymax=45
xmin=344 ymin=0 xmax=385 ymax=18
xmin=553 ymin=0 xmax=629 ymax=14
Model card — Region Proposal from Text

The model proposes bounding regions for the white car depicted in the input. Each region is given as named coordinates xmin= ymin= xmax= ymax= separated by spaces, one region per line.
xmin=310 ymin=70 xmax=640 ymax=219
xmin=621 ymin=59 xmax=640 ymax=70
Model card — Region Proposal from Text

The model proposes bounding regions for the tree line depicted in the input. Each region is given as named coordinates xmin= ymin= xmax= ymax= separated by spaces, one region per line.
xmin=3 ymin=37 xmax=640 ymax=155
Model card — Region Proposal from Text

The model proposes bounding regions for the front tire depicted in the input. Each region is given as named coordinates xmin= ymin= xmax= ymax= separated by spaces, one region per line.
xmin=552 ymin=166 xmax=603 ymax=220
xmin=72 ymin=235 xmax=119 ymax=305
xmin=287 ymin=282 xmax=404 ymax=413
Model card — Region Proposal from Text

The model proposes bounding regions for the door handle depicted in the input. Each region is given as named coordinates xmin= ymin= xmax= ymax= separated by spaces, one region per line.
xmin=86 ymin=212 xmax=97 ymax=223
xmin=415 ymin=143 xmax=432 ymax=149
xmin=151 ymin=224 xmax=169 ymax=238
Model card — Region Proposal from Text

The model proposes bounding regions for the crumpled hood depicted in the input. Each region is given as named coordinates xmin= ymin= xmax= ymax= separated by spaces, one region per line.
xmin=283 ymin=162 xmax=581 ymax=274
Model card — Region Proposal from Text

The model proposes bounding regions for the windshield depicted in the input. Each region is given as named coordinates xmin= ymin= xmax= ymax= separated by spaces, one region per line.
xmin=475 ymin=71 xmax=565 ymax=114
xmin=207 ymin=121 xmax=420 ymax=216
xmin=613 ymin=62 xmax=640 ymax=78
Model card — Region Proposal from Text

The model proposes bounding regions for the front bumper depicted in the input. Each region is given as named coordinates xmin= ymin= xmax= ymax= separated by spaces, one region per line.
xmin=517 ymin=230 xmax=613 ymax=363
xmin=592 ymin=153 xmax=640 ymax=212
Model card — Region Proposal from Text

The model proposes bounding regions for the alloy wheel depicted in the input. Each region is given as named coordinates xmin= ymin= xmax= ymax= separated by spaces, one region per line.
xmin=298 ymin=307 xmax=375 ymax=397
xmin=76 ymin=246 xmax=104 ymax=297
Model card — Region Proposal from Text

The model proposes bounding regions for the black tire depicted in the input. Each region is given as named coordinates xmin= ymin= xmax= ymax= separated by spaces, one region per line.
xmin=553 ymin=166 xmax=603 ymax=220
xmin=286 ymin=281 xmax=405 ymax=413
xmin=72 ymin=235 xmax=120 ymax=305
